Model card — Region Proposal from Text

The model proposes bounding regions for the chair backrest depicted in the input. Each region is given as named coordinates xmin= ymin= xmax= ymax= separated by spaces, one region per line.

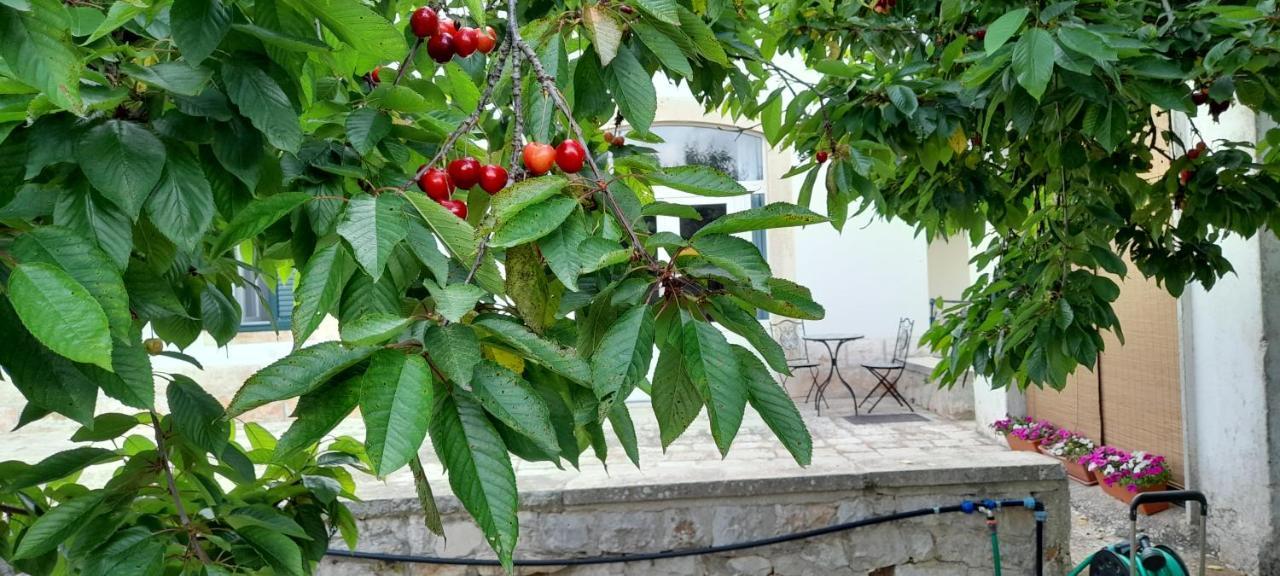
xmin=891 ymin=317 xmax=914 ymax=364
xmin=770 ymin=319 xmax=810 ymax=364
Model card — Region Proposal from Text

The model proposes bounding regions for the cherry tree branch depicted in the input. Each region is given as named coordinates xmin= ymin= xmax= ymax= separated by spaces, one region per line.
xmin=394 ymin=38 xmax=424 ymax=86
xmin=150 ymin=411 xmax=212 ymax=566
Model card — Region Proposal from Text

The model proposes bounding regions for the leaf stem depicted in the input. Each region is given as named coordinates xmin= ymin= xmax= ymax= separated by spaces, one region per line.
xmin=150 ymin=411 xmax=212 ymax=566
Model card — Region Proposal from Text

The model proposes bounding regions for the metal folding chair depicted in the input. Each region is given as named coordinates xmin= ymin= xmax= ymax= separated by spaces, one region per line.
xmin=859 ymin=317 xmax=915 ymax=413
xmin=769 ymin=319 xmax=822 ymax=406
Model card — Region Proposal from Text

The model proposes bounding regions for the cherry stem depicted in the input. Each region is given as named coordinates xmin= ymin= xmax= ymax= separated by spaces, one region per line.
xmin=394 ymin=38 xmax=424 ymax=86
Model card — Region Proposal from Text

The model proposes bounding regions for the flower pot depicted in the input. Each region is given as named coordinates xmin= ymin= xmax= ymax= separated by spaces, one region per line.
xmin=1101 ymin=481 xmax=1170 ymax=515
xmin=1005 ymin=434 xmax=1040 ymax=452
xmin=1037 ymin=446 xmax=1098 ymax=485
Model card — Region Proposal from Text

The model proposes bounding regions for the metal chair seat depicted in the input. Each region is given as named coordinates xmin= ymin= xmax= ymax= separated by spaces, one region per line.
xmin=861 ymin=361 xmax=906 ymax=370
xmin=859 ymin=318 xmax=915 ymax=414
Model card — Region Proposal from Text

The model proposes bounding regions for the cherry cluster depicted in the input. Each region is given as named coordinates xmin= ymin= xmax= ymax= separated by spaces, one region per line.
xmin=417 ymin=158 xmax=509 ymax=219
xmin=1179 ymin=141 xmax=1207 ymax=187
xmin=411 ymin=6 xmax=498 ymax=63
xmin=522 ymin=140 xmax=585 ymax=176
xmin=871 ymin=0 xmax=897 ymax=14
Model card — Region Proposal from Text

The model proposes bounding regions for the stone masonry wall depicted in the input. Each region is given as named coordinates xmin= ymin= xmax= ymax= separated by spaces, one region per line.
xmin=320 ymin=470 xmax=1070 ymax=576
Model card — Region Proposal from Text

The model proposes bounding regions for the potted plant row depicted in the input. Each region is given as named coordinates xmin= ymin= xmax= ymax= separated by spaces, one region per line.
xmin=991 ymin=417 xmax=1058 ymax=452
xmin=1040 ymin=430 xmax=1098 ymax=485
xmin=1080 ymin=448 xmax=1173 ymax=515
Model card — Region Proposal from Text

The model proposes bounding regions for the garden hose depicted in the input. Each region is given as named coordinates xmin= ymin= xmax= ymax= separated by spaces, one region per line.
xmin=984 ymin=506 xmax=1003 ymax=576
xmin=326 ymin=496 xmax=1045 ymax=574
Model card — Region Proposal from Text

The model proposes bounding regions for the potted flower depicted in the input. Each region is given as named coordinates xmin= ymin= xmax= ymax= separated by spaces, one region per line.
xmin=1083 ymin=448 xmax=1173 ymax=515
xmin=991 ymin=417 xmax=1056 ymax=452
xmin=1040 ymin=430 xmax=1098 ymax=485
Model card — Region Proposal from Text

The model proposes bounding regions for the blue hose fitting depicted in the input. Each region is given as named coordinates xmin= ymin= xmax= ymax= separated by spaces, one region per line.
xmin=982 ymin=499 xmax=999 ymax=510
xmin=961 ymin=500 xmax=976 ymax=514
xmin=1022 ymin=497 xmax=1037 ymax=510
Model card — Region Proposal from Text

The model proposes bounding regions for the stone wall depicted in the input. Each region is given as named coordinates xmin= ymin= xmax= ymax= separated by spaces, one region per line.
xmin=320 ymin=467 xmax=1070 ymax=576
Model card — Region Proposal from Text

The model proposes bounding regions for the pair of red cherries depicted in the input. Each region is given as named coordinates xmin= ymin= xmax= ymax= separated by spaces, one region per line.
xmin=416 ymin=158 xmax=509 ymax=219
xmin=410 ymin=7 xmax=498 ymax=63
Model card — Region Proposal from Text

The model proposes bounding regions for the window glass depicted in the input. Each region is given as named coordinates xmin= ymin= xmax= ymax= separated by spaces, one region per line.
xmin=648 ymin=125 xmax=764 ymax=181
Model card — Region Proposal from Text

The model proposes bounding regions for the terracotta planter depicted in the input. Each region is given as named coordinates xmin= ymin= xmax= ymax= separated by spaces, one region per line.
xmin=1101 ymin=481 xmax=1170 ymax=515
xmin=1005 ymin=433 xmax=1040 ymax=452
xmin=1038 ymin=447 xmax=1098 ymax=485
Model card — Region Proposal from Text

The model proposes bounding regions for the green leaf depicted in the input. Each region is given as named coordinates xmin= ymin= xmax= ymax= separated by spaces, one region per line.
xmin=210 ymin=192 xmax=310 ymax=256
xmin=1012 ymin=28 xmax=1055 ymax=101
xmin=491 ymin=195 xmax=578 ymax=249
xmin=170 ymin=0 xmax=230 ymax=65
xmin=649 ymin=165 xmax=749 ymax=197
xmin=226 ymin=506 xmax=311 ymax=539
xmin=631 ymin=20 xmax=691 ymax=78
xmin=489 ymin=175 xmax=568 ymax=225
xmin=8 ymin=262 xmax=113 ymax=370
xmin=346 ymin=108 xmax=391 ymax=157
xmin=235 ymin=525 xmax=305 ymax=576
xmin=471 ymin=360 xmax=560 ymax=458
xmin=537 ymin=208 xmax=588 ymax=291
xmin=4 ymin=447 xmax=116 ymax=490
xmin=337 ymin=193 xmax=408 ymax=280
xmin=340 ymin=312 xmax=411 ymax=346
xmin=735 ymin=345 xmax=812 ymax=466
xmin=604 ymin=45 xmax=657 ymax=132
xmin=430 ymin=387 xmax=518 ymax=571
xmin=0 ymin=0 xmax=82 ymax=113
xmin=427 ymin=281 xmax=486 ymax=323
xmin=14 ymin=492 xmax=104 ymax=559
xmin=231 ymin=22 xmax=330 ymax=52
xmin=607 ymin=400 xmax=640 ymax=467
xmin=886 ymin=84 xmax=919 ymax=116
xmin=651 ymin=325 xmax=702 ymax=449
xmin=677 ymin=7 xmax=729 ymax=67
xmin=728 ymin=278 xmax=825 ymax=320
xmin=119 ymin=62 xmax=212 ymax=97
xmin=984 ymin=7 xmax=1029 ymax=54
xmin=85 ymin=1 xmax=142 ymax=44
xmin=167 ymin=374 xmax=229 ymax=454
xmin=690 ymin=233 xmax=771 ymax=289
xmin=692 ymin=202 xmax=827 ymax=238
xmin=12 ymin=225 xmax=131 ymax=343
xmin=1056 ymin=25 xmax=1116 ymax=63
xmin=77 ymin=120 xmax=166 ymax=219
xmin=222 ymin=61 xmax=302 ymax=153
xmin=403 ymin=190 xmax=504 ymax=295
xmin=473 ymin=314 xmax=591 ymax=384
xmin=81 ymin=527 xmax=165 ymax=576
xmin=641 ymin=201 xmax=701 ymax=220
xmin=200 ymin=284 xmax=240 ymax=346
xmin=707 ymin=296 xmax=789 ymax=375
xmin=682 ymin=315 xmax=746 ymax=456
xmin=146 ymin=141 xmax=216 ymax=252
xmin=285 ymin=0 xmax=404 ymax=59
xmin=634 ymin=0 xmax=679 ymax=25
xmin=70 ymin=413 xmax=140 ymax=442
xmin=84 ymin=338 xmax=155 ymax=409
xmin=361 ymin=350 xmax=433 ymax=476
xmin=291 ymin=243 xmax=354 ymax=347
xmin=227 ymin=342 xmax=376 ymax=417
xmin=405 ymin=218 xmax=451 ymax=284
xmin=583 ymin=5 xmax=623 ymax=65
xmin=422 ymin=323 xmax=482 ymax=388
xmin=0 ymin=301 xmax=99 ymax=425
xmin=589 ymin=305 xmax=655 ymax=407
xmin=274 ymin=376 xmax=359 ymax=460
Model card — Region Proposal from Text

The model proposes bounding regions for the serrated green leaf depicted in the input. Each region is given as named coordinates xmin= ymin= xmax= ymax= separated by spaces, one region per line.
xmin=491 ymin=195 xmax=578 ymax=248
xmin=340 ymin=312 xmax=411 ymax=346
xmin=8 ymin=262 xmax=113 ymax=370
xmin=12 ymin=225 xmax=131 ymax=343
xmin=236 ymin=525 xmax=305 ymax=576
xmin=338 ymin=193 xmax=408 ymax=280
xmin=81 ymin=527 xmax=165 ymax=576
xmin=651 ymin=323 xmax=702 ymax=449
xmin=346 ymin=107 xmax=392 ymax=156
xmin=0 ymin=0 xmax=82 ymax=113
xmin=1057 ymin=25 xmax=1116 ymax=63
xmin=473 ymin=314 xmax=591 ymax=385
xmin=727 ymin=277 xmax=825 ymax=320
xmin=227 ymin=342 xmax=376 ymax=417
xmin=692 ymin=202 xmax=827 ymax=238
xmin=634 ymin=0 xmax=678 ymax=24
xmin=222 ymin=61 xmax=302 ymax=153
xmin=231 ymin=22 xmax=330 ymax=52
xmin=0 ymin=300 xmax=99 ymax=425
xmin=167 ymin=374 xmax=229 ymax=455
xmin=648 ymin=165 xmax=749 ymax=197
xmin=707 ymin=295 xmax=789 ymax=375
xmin=14 ymin=492 xmax=104 ymax=559
xmin=471 ymin=360 xmax=560 ymax=458
xmin=70 ymin=413 xmax=139 ymax=442
xmin=283 ymin=0 xmax=404 ymax=60
xmin=682 ymin=315 xmax=746 ymax=456
xmin=583 ymin=5 xmax=623 ymax=65
xmin=226 ymin=506 xmax=311 ymax=539
xmin=170 ymin=0 xmax=230 ymax=65
xmin=677 ymin=7 xmax=729 ymax=66
xmin=489 ymin=175 xmax=568 ymax=225
xmin=361 ymin=350 xmax=433 ymax=476
xmin=1012 ymin=28 xmax=1055 ymax=101
xmin=589 ymin=305 xmax=655 ymax=407
xmin=537 ymin=208 xmax=587 ymax=291
xmin=274 ymin=376 xmax=359 ymax=460
xmin=632 ymin=20 xmax=691 ymax=78
xmin=146 ymin=140 xmax=216 ymax=252
xmin=403 ymin=190 xmax=504 ymax=295
xmin=430 ymin=387 xmax=518 ymax=570
xmin=77 ymin=120 xmax=166 ymax=219
xmin=604 ymin=45 xmax=656 ymax=132
xmin=886 ymin=84 xmax=919 ymax=116
xmin=690 ymin=233 xmax=771 ymax=289
xmin=210 ymin=192 xmax=310 ymax=256
xmin=984 ymin=7 xmax=1028 ymax=53
xmin=422 ymin=323 xmax=482 ymax=387
xmin=4 ymin=447 xmax=117 ymax=490
xmin=119 ymin=61 xmax=212 ymax=97
xmin=291 ymin=243 xmax=354 ymax=347
xmin=735 ymin=345 xmax=812 ymax=466
xmin=427 ymin=281 xmax=486 ymax=323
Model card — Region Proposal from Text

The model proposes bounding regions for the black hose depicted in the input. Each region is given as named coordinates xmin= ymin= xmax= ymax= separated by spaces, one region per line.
xmin=1035 ymin=501 xmax=1046 ymax=576
xmin=326 ymin=497 xmax=1044 ymax=569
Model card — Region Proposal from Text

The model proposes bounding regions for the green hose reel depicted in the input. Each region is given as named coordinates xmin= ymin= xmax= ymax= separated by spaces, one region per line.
xmin=1067 ymin=490 xmax=1208 ymax=576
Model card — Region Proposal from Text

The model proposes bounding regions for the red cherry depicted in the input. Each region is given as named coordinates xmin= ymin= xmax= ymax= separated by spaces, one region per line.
xmin=479 ymin=164 xmax=509 ymax=194
xmin=455 ymin=27 xmax=480 ymax=57
xmin=477 ymin=26 xmax=498 ymax=54
xmin=410 ymin=7 xmax=438 ymax=38
xmin=974 ymin=28 xmax=986 ymax=41
xmin=440 ymin=199 xmax=467 ymax=219
xmin=427 ymin=32 xmax=455 ymax=63
xmin=1196 ymin=141 xmax=1207 ymax=152
xmin=369 ymin=66 xmax=381 ymax=85
xmin=1187 ymin=148 xmax=1201 ymax=160
xmin=523 ymin=142 xmax=556 ymax=175
xmin=419 ymin=168 xmax=454 ymax=201
xmin=437 ymin=16 xmax=457 ymax=36
xmin=1179 ymin=169 xmax=1193 ymax=186
xmin=816 ymin=150 xmax=829 ymax=163
xmin=448 ymin=157 xmax=482 ymax=189
xmin=1191 ymin=88 xmax=1210 ymax=106
xmin=554 ymin=140 xmax=586 ymax=173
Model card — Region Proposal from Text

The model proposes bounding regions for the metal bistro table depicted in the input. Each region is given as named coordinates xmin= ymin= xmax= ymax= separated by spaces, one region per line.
xmin=803 ymin=333 xmax=864 ymax=415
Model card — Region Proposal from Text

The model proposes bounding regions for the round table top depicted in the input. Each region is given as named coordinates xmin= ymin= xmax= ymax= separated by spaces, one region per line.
xmin=803 ymin=334 xmax=865 ymax=342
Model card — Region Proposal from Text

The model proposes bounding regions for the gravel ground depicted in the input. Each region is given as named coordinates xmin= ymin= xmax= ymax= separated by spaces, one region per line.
xmin=1068 ymin=482 xmax=1247 ymax=575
